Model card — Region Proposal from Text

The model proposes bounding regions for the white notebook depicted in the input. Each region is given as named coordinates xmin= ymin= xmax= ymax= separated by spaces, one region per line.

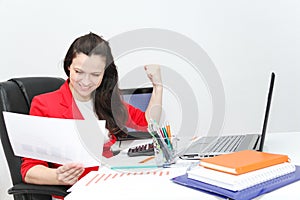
xmin=187 ymin=162 xmax=296 ymax=191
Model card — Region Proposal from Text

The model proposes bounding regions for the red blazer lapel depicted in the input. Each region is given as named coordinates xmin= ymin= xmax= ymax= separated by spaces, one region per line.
xmin=59 ymin=80 xmax=83 ymax=119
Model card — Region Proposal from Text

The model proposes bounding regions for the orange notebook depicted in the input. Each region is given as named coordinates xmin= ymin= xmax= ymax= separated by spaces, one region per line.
xmin=200 ymin=150 xmax=289 ymax=175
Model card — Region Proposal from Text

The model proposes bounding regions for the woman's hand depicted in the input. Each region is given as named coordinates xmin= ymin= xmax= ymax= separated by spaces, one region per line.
xmin=144 ymin=64 xmax=163 ymax=123
xmin=56 ymin=163 xmax=84 ymax=185
xmin=144 ymin=64 xmax=162 ymax=87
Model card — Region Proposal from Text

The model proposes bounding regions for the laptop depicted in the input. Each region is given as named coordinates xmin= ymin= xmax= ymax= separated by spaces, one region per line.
xmin=116 ymin=87 xmax=153 ymax=141
xmin=180 ymin=72 xmax=275 ymax=160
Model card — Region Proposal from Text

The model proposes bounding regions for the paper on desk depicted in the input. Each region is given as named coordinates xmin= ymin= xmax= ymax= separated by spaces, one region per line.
xmin=67 ymin=166 xmax=187 ymax=192
xmin=3 ymin=111 xmax=106 ymax=167
xmin=65 ymin=167 xmax=199 ymax=200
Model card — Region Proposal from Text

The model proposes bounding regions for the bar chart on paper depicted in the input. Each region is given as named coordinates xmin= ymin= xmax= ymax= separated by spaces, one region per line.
xmin=67 ymin=167 xmax=186 ymax=193
xmin=65 ymin=166 xmax=205 ymax=200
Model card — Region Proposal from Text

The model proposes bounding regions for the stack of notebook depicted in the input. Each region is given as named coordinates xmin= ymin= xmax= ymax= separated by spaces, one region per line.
xmin=171 ymin=150 xmax=300 ymax=200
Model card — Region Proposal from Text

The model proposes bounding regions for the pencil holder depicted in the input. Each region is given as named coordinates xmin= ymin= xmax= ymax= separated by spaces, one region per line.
xmin=153 ymin=136 xmax=177 ymax=167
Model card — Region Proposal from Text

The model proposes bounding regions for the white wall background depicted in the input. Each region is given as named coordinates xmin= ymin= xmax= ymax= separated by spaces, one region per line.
xmin=1 ymin=0 xmax=300 ymax=199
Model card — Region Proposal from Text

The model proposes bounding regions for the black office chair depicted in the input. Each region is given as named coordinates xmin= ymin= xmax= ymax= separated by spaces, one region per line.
xmin=0 ymin=77 xmax=69 ymax=200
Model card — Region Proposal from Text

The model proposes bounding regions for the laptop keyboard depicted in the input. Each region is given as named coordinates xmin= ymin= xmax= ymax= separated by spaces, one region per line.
xmin=202 ymin=135 xmax=246 ymax=154
xmin=179 ymin=134 xmax=252 ymax=159
xmin=197 ymin=135 xmax=246 ymax=157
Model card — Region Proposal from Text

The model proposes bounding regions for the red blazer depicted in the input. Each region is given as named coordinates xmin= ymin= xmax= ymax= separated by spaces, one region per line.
xmin=21 ymin=80 xmax=148 ymax=181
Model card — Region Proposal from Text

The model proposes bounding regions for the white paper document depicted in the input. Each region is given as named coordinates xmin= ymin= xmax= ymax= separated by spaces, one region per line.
xmin=67 ymin=166 xmax=186 ymax=192
xmin=3 ymin=111 xmax=107 ymax=167
xmin=65 ymin=167 xmax=197 ymax=200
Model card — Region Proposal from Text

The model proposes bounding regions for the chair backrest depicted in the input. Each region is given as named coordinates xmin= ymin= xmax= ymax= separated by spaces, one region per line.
xmin=0 ymin=77 xmax=65 ymax=185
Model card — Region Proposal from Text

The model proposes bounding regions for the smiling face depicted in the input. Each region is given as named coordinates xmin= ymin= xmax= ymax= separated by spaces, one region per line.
xmin=68 ymin=53 xmax=106 ymax=101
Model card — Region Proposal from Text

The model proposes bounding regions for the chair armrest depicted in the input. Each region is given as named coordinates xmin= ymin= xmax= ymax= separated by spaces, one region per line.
xmin=8 ymin=183 xmax=69 ymax=197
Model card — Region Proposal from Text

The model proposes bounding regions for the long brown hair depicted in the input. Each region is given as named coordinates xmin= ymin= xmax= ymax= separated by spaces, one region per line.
xmin=63 ymin=32 xmax=128 ymax=135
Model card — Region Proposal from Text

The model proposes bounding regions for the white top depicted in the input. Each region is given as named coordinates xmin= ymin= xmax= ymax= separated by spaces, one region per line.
xmin=74 ymin=99 xmax=97 ymax=120
xmin=75 ymin=99 xmax=109 ymax=141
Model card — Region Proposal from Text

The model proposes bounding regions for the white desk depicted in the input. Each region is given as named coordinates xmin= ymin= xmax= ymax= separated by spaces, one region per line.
xmin=65 ymin=132 xmax=300 ymax=200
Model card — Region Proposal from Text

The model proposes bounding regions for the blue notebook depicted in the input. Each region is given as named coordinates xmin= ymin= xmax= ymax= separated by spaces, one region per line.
xmin=171 ymin=165 xmax=300 ymax=200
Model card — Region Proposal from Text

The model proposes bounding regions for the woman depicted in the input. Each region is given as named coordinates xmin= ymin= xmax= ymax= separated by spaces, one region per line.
xmin=21 ymin=32 xmax=163 ymax=186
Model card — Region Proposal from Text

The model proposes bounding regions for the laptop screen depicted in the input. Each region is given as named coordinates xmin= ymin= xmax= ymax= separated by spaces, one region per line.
xmin=118 ymin=87 xmax=153 ymax=140
xmin=121 ymin=87 xmax=153 ymax=112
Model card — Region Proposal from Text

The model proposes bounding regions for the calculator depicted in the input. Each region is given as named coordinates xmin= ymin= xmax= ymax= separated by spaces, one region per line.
xmin=127 ymin=143 xmax=155 ymax=157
